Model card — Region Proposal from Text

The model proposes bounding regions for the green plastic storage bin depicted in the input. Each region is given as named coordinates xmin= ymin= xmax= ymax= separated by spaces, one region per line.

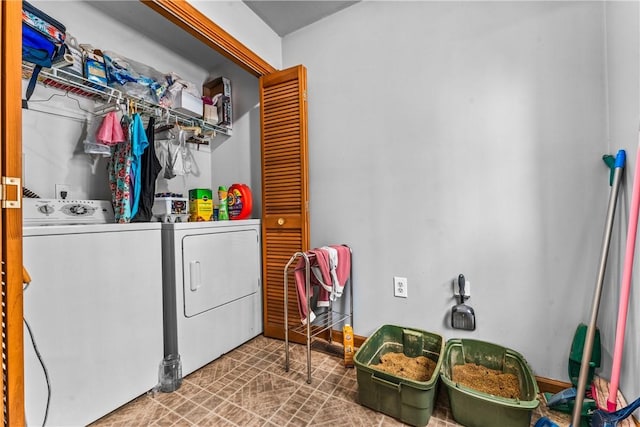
xmin=440 ymin=339 xmax=540 ymax=427
xmin=353 ymin=325 xmax=444 ymax=427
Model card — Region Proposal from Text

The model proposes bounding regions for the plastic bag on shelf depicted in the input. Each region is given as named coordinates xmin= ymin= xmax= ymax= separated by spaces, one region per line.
xmin=160 ymin=72 xmax=201 ymax=110
xmin=103 ymin=51 xmax=168 ymax=104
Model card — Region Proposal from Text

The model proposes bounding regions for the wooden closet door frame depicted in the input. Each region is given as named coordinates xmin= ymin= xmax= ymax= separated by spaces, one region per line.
xmin=141 ymin=0 xmax=276 ymax=77
xmin=1 ymin=1 xmax=24 ymax=426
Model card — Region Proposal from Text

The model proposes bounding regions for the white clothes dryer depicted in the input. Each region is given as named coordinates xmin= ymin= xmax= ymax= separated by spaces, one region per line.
xmin=160 ymin=220 xmax=262 ymax=377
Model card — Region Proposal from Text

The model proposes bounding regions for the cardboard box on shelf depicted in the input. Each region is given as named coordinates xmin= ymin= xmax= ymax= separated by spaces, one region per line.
xmin=203 ymin=77 xmax=232 ymax=128
xmin=189 ymin=188 xmax=214 ymax=221
xmin=174 ymin=89 xmax=203 ymax=118
xmin=203 ymin=103 xmax=217 ymax=124
xmin=203 ymin=76 xmax=231 ymax=97
xmin=83 ymin=50 xmax=108 ymax=86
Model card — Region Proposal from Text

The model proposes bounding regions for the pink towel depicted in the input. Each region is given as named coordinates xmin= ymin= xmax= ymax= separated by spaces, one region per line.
xmin=96 ymin=111 xmax=125 ymax=146
xmin=293 ymin=245 xmax=351 ymax=324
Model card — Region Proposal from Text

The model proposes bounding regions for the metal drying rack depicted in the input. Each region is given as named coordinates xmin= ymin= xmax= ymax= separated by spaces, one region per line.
xmin=283 ymin=245 xmax=353 ymax=383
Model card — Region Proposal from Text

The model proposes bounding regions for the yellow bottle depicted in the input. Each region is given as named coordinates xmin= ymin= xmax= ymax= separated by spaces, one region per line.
xmin=343 ymin=324 xmax=354 ymax=367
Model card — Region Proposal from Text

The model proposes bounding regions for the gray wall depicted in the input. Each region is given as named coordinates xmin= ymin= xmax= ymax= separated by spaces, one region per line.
xmin=601 ymin=0 xmax=640 ymax=409
xmin=282 ymin=0 xmax=621 ymax=385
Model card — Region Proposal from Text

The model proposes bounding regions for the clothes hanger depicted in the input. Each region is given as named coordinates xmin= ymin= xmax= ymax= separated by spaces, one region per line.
xmin=27 ymin=90 xmax=95 ymax=115
xmin=155 ymin=108 xmax=175 ymax=134
xmin=93 ymin=101 xmax=121 ymax=116
xmin=155 ymin=109 xmax=178 ymax=139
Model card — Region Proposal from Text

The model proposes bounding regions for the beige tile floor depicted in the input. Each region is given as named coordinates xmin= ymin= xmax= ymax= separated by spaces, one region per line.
xmin=90 ymin=335 xmax=572 ymax=427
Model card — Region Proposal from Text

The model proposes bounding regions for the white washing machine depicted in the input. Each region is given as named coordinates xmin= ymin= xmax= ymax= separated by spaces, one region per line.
xmin=161 ymin=220 xmax=262 ymax=377
xmin=23 ymin=199 xmax=164 ymax=427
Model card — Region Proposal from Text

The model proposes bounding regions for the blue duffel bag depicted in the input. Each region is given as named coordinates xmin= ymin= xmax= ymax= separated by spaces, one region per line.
xmin=22 ymin=1 xmax=67 ymax=100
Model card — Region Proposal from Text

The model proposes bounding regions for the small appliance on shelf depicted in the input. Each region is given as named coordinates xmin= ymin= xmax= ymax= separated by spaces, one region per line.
xmin=152 ymin=193 xmax=189 ymax=223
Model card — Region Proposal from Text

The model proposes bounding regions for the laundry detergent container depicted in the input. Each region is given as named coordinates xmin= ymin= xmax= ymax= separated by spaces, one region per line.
xmin=440 ymin=339 xmax=539 ymax=427
xmin=354 ymin=325 xmax=444 ymax=427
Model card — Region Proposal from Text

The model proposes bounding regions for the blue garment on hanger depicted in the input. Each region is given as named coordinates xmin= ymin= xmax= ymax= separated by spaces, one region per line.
xmin=129 ymin=113 xmax=149 ymax=219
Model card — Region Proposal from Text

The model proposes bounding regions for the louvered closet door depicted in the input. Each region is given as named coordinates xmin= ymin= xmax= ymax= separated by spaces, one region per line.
xmin=260 ymin=65 xmax=310 ymax=342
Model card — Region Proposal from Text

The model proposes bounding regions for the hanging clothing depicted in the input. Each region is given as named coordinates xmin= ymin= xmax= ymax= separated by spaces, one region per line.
xmin=129 ymin=113 xmax=149 ymax=219
xmin=293 ymin=245 xmax=351 ymax=324
xmin=109 ymin=116 xmax=133 ymax=223
xmin=96 ymin=111 xmax=125 ymax=146
xmin=132 ymin=117 xmax=162 ymax=222
xmin=165 ymin=129 xmax=190 ymax=178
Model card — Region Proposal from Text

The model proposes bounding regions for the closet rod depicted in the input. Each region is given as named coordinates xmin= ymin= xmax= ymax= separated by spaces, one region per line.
xmin=22 ymin=106 xmax=87 ymax=122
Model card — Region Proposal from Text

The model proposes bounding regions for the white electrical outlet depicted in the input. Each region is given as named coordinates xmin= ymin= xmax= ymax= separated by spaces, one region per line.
xmin=394 ymin=276 xmax=408 ymax=298
xmin=55 ymin=184 xmax=71 ymax=200
xmin=452 ymin=279 xmax=471 ymax=297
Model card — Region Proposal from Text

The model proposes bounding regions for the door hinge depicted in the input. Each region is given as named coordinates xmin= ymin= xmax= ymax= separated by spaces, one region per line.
xmin=1 ymin=177 xmax=21 ymax=209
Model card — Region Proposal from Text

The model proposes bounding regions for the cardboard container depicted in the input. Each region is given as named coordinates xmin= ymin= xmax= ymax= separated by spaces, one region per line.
xmin=189 ymin=188 xmax=213 ymax=222
xmin=354 ymin=325 xmax=444 ymax=427
xmin=203 ymin=103 xmax=217 ymax=125
xmin=203 ymin=77 xmax=232 ymax=128
xmin=174 ymin=89 xmax=203 ymax=118
xmin=84 ymin=50 xmax=108 ymax=86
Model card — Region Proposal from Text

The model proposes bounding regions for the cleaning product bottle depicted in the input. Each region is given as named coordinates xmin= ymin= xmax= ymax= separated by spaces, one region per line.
xmin=227 ymin=183 xmax=253 ymax=220
xmin=218 ymin=186 xmax=229 ymax=220
xmin=343 ymin=324 xmax=354 ymax=367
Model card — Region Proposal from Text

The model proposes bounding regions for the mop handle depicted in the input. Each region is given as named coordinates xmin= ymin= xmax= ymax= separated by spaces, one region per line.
xmin=572 ymin=149 xmax=625 ymax=427
xmin=608 ymin=139 xmax=640 ymax=412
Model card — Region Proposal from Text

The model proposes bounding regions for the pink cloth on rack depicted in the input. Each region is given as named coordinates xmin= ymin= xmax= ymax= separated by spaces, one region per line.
xmin=293 ymin=245 xmax=351 ymax=324
xmin=96 ymin=111 xmax=125 ymax=146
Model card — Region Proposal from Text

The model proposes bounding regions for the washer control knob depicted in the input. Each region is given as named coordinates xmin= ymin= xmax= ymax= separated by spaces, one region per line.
xmin=70 ymin=204 xmax=87 ymax=215
xmin=38 ymin=204 xmax=55 ymax=215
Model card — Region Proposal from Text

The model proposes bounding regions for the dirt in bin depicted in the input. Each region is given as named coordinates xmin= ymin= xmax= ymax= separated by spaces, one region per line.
xmin=452 ymin=363 xmax=521 ymax=399
xmin=371 ymin=352 xmax=436 ymax=382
